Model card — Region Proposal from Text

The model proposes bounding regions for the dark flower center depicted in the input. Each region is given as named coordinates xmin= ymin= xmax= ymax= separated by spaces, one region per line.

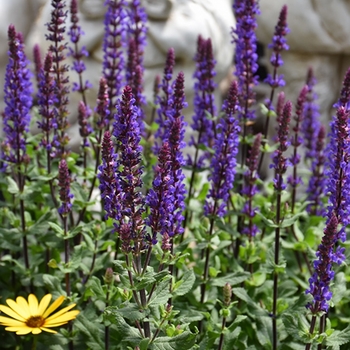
xmin=26 ymin=316 xmax=44 ymax=328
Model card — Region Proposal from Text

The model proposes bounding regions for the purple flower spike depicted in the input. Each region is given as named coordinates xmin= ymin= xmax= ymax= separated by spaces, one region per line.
xmin=167 ymin=72 xmax=187 ymax=236
xmin=37 ymin=53 xmax=59 ymax=153
xmin=232 ymin=0 xmax=260 ymax=123
xmin=188 ymin=36 xmax=217 ymax=168
xmin=306 ymin=214 xmax=344 ymax=313
xmin=58 ymin=159 xmax=73 ymax=216
xmin=113 ymin=86 xmax=145 ymax=253
xmin=302 ymin=68 xmax=321 ymax=160
xmin=146 ymin=141 xmax=174 ymax=244
xmin=287 ymin=85 xmax=308 ymax=203
xmin=68 ymin=0 xmax=92 ymax=95
xmin=95 ymin=77 xmax=111 ymax=131
xmin=242 ymin=133 xmax=262 ymax=237
xmin=46 ymin=0 xmax=70 ymax=157
xmin=154 ymin=48 xmax=175 ymax=152
xmin=205 ymin=81 xmax=240 ymax=217
xmin=326 ymin=106 xmax=350 ymax=228
xmin=264 ymin=5 xmax=289 ymax=89
xmin=98 ymin=130 xmax=120 ymax=221
xmin=271 ymin=100 xmax=292 ymax=192
xmin=33 ymin=44 xmax=43 ymax=90
xmin=78 ymin=101 xmax=93 ymax=147
xmin=102 ymin=0 xmax=127 ymax=115
xmin=1 ymin=25 xmax=33 ymax=169
xmin=306 ymin=125 xmax=326 ymax=216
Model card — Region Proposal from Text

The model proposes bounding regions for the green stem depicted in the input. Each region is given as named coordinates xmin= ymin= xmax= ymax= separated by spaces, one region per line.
xmin=31 ymin=336 xmax=38 ymax=350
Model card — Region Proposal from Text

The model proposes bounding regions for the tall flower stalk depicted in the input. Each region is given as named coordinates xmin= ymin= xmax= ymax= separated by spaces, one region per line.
xmin=102 ymin=0 xmax=127 ymax=122
xmin=202 ymin=81 xmax=240 ymax=303
xmin=58 ymin=159 xmax=74 ymax=297
xmin=46 ymin=0 xmax=70 ymax=158
xmin=258 ymin=5 xmax=289 ymax=172
xmin=183 ymin=37 xmax=217 ymax=230
xmin=2 ymin=25 xmax=33 ymax=270
xmin=288 ymin=85 xmax=308 ymax=212
xmin=271 ymin=100 xmax=292 ymax=350
xmin=232 ymin=0 xmax=259 ymax=166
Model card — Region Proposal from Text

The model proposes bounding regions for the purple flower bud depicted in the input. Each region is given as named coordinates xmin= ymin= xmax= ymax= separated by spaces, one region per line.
xmin=95 ymin=77 xmax=110 ymax=130
xmin=271 ymin=101 xmax=292 ymax=192
xmin=58 ymin=159 xmax=73 ymax=215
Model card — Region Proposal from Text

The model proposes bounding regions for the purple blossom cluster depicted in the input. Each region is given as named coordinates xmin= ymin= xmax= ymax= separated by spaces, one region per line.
xmin=242 ymin=133 xmax=261 ymax=237
xmin=145 ymin=142 xmax=174 ymax=245
xmin=58 ymin=159 xmax=73 ymax=216
xmin=36 ymin=52 xmax=59 ymax=153
xmin=287 ymin=85 xmax=308 ymax=194
xmin=98 ymin=130 xmax=121 ymax=221
xmin=68 ymin=0 xmax=92 ymax=95
xmin=301 ymin=68 xmax=321 ymax=160
xmin=95 ymin=77 xmax=111 ymax=131
xmin=306 ymin=126 xmax=326 ymax=216
xmin=204 ymin=81 xmax=240 ymax=217
xmin=113 ymin=86 xmax=145 ymax=253
xmin=46 ymin=0 xmax=71 ymax=156
xmin=1 ymin=25 xmax=33 ymax=168
xmin=306 ymin=103 xmax=350 ymax=313
xmin=188 ymin=36 xmax=217 ymax=168
xmin=154 ymin=48 xmax=175 ymax=152
xmin=102 ymin=0 xmax=128 ymax=115
xmin=271 ymin=100 xmax=292 ymax=192
xmin=264 ymin=5 xmax=289 ymax=89
xmin=166 ymin=72 xmax=187 ymax=236
xmin=232 ymin=0 xmax=260 ymax=122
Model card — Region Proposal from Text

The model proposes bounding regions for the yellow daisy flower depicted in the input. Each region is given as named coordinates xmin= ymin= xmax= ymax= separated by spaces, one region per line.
xmin=0 ymin=294 xmax=79 ymax=335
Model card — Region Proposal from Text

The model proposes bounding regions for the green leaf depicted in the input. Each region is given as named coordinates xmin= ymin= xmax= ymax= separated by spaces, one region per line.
xmin=173 ymin=269 xmax=195 ymax=297
xmin=7 ymin=177 xmax=19 ymax=195
xmin=42 ymin=274 xmax=66 ymax=295
xmin=48 ymin=222 xmax=64 ymax=236
xmin=150 ymin=331 xmax=197 ymax=350
xmin=326 ymin=323 xmax=350 ymax=348
xmin=114 ymin=303 xmax=150 ymax=322
xmin=148 ymin=278 xmax=172 ymax=307
xmin=74 ymin=315 xmax=104 ymax=350
xmin=211 ymin=271 xmax=250 ymax=287
xmin=231 ymin=287 xmax=267 ymax=316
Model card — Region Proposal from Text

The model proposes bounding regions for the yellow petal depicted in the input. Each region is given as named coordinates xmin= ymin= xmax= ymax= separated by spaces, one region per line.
xmin=4 ymin=326 xmax=32 ymax=335
xmin=32 ymin=328 xmax=42 ymax=334
xmin=42 ymin=296 xmax=65 ymax=318
xmin=45 ymin=310 xmax=80 ymax=326
xmin=0 ymin=316 xmax=25 ymax=327
xmin=43 ymin=321 xmax=70 ymax=328
xmin=16 ymin=297 xmax=31 ymax=318
xmin=28 ymin=295 xmax=39 ymax=316
xmin=45 ymin=304 xmax=77 ymax=322
xmin=4 ymin=326 xmax=25 ymax=333
xmin=0 ymin=304 xmax=26 ymax=322
xmin=38 ymin=294 xmax=52 ymax=316
xmin=40 ymin=327 xmax=57 ymax=334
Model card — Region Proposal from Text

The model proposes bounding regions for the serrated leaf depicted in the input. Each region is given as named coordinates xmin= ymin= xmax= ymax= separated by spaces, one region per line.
xmin=173 ymin=269 xmax=195 ymax=297
xmin=150 ymin=331 xmax=197 ymax=350
xmin=148 ymin=278 xmax=172 ymax=307
xmin=116 ymin=303 xmax=149 ymax=322
xmin=326 ymin=323 xmax=350 ymax=347
xmin=74 ymin=316 xmax=104 ymax=350
xmin=211 ymin=271 xmax=250 ymax=287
